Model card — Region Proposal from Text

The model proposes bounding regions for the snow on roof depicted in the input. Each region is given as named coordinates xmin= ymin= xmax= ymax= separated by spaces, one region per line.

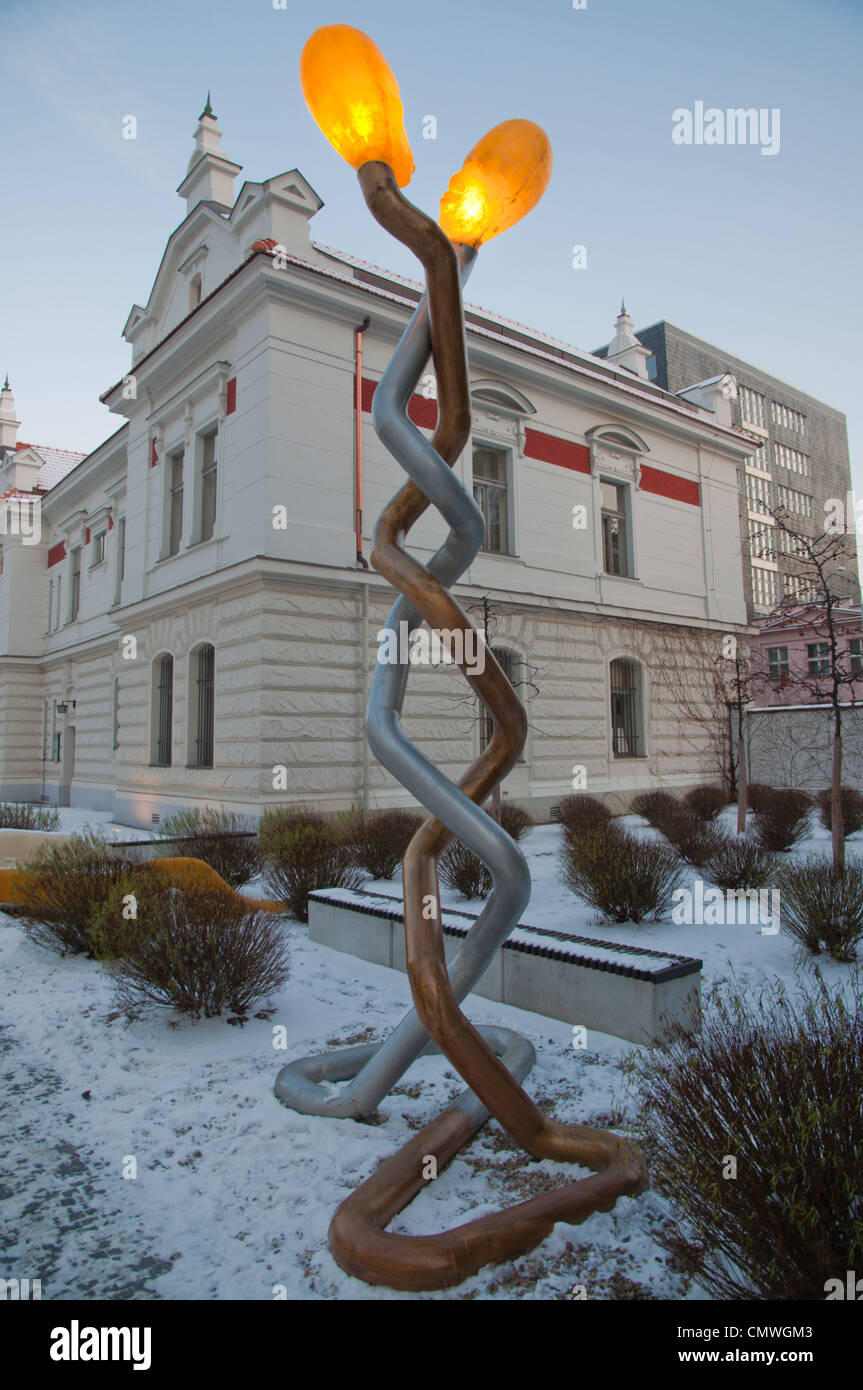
xmin=313 ymin=241 xmax=639 ymax=376
xmin=15 ymin=442 xmax=86 ymax=490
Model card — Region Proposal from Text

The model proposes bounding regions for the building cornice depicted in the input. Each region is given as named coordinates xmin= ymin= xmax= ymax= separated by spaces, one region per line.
xmin=101 ymin=250 xmax=759 ymax=457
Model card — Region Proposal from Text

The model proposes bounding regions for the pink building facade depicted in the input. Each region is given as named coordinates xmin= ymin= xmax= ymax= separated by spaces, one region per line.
xmin=751 ymin=600 xmax=863 ymax=708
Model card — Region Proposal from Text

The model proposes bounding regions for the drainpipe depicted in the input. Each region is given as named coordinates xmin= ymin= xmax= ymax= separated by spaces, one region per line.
xmin=41 ymin=697 xmax=47 ymax=802
xmin=360 ymin=580 xmax=371 ymax=812
xmin=354 ymin=316 xmax=371 ymax=570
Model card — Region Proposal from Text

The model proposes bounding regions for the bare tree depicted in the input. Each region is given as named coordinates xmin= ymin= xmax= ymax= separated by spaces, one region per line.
xmin=654 ymin=628 xmax=753 ymax=829
xmin=751 ymin=507 xmax=862 ymax=870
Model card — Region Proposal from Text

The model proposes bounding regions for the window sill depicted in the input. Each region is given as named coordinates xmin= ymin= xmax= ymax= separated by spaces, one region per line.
xmin=88 ymin=559 xmax=107 ymax=572
xmin=602 ymin=571 xmax=640 ymax=582
xmin=156 ymin=533 xmax=220 ymax=564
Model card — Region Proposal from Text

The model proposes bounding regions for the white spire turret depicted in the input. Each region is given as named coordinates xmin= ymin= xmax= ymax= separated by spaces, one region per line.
xmin=0 ymin=375 xmax=21 ymax=451
xmin=176 ymin=94 xmax=242 ymax=215
xmin=605 ymin=302 xmax=652 ymax=379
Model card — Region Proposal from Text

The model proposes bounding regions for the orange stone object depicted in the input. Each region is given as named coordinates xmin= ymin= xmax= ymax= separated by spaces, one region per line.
xmin=299 ymin=25 xmax=415 ymax=187
xmin=439 ymin=119 xmax=552 ymax=247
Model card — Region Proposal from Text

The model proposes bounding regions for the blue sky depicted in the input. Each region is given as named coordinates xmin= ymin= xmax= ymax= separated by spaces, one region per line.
xmin=1 ymin=0 xmax=861 ymax=493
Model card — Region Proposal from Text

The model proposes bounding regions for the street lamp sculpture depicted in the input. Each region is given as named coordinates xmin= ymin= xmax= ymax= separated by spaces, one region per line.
xmin=276 ymin=24 xmax=647 ymax=1291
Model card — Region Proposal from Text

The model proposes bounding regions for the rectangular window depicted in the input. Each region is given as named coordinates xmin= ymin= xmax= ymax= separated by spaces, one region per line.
xmin=91 ymin=530 xmax=106 ymax=566
xmin=112 ymin=676 xmax=120 ymax=751
xmin=783 ymin=573 xmax=816 ymax=602
xmin=773 ymin=442 xmax=809 ymax=477
xmin=113 ymin=516 xmax=126 ymax=605
xmin=747 ymin=518 xmax=775 ymax=561
xmin=767 ymin=646 xmax=789 ymax=680
xmin=601 ymin=479 xmax=632 ymax=577
xmin=770 ymin=400 xmax=806 ymax=435
xmin=47 ymin=577 xmax=53 ymax=629
xmin=609 ymin=657 xmax=644 ymax=757
xmin=740 ymin=385 xmax=766 ymax=430
xmin=807 ymin=642 xmax=831 ymax=677
xmin=745 ymin=472 xmax=773 ymax=514
xmin=849 ymin=638 xmax=863 ymax=677
xmin=153 ymin=655 xmax=173 ymax=766
xmin=751 ymin=564 xmax=778 ymax=609
xmin=69 ymin=547 xmax=81 ymax=620
xmin=479 ymin=648 xmax=518 ymax=753
xmin=191 ymin=644 xmax=215 ymax=768
xmin=168 ymin=451 xmax=184 ymax=556
xmin=776 ymin=484 xmax=812 ymax=519
xmin=200 ymin=432 xmax=218 ymax=542
xmin=54 ymin=575 xmax=62 ymax=630
xmin=472 ymin=445 xmax=509 ymax=555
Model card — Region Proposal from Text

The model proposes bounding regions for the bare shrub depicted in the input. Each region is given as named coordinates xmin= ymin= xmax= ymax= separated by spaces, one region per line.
xmin=89 ymin=876 xmax=288 ymax=1018
xmin=549 ymin=795 xmax=613 ymax=835
xmin=496 ymin=801 xmax=534 ymax=843
xmin=349 ymin=808 xmax=423 ymax=880
xmin=751 ymin=788 xmax=812 ymax=853
xmin=746 ymin=783 xmax=775 ymax=814
xmin=683 ymin=784 xmax=726 ymax=822
xmin=258 ymin=806 xmax=328 ymax=862
xmin=261 ymin=824 xmax=362 ymax=922
xmin=629 ymin=975 xmax=863 ymax=1299
xmin=660 ymin=809 xmax=725 ymax=868
xmin=560 ymin=822 xmax=683 ymax=923
xmin=439 ymin=839 xmax=492 ymax=900
xmin=629 ymin=790 xmax=679 ymax=828
xmin=160 ymin=807 xmax=260 ymax=888
xmin=778 ymin=855 xmax=863 ymax=961
xmin=16 ymin=833 xmax=143 ymax=955
xmin=0 ymin=803 xmax=61 ymax=831
xmin=702 ymin=836 xmax=778 ymax=891
xmin=815 ymin=786 xmax=863 ymax=840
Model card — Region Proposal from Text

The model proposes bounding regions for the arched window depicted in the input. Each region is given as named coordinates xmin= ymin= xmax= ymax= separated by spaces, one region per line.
xmin=480 ymin=646 xmax=522 ymax=753
xmin=189 ymin=643 xmax=215 ymax=768
xmin=151 ymin=654 xmax=174 ymax=766
xmin=609 ymin=657 xmax=645 ymax=758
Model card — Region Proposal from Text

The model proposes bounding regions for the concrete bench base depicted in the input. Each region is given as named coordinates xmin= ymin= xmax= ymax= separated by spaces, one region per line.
xmin=309 ymin=888 xmax=702 ymax=1046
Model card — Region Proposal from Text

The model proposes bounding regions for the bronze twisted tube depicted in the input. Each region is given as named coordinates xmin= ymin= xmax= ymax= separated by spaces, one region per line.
xmin=325 ymin=162 xmax=647 ymax=1291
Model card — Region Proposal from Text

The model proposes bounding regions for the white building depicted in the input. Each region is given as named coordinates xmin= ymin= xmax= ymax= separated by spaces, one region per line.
xmin=0 ymin=103 xmax=754 ymax=828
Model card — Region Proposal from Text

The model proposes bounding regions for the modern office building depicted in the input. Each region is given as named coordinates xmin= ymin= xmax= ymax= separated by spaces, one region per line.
xmin=596 ymin=316 xmax=858 ymax=619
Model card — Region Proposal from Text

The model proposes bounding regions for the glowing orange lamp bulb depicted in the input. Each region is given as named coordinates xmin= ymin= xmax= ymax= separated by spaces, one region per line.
xmin=439 ymin=119 xmax=553 ymax=248
xmin=299 ymin=25 xmax=415 ymax=188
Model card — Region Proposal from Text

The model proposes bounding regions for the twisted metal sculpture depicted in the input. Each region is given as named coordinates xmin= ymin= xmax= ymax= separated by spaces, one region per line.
xmin=275 ymin=24 xmax=647 ymax=1291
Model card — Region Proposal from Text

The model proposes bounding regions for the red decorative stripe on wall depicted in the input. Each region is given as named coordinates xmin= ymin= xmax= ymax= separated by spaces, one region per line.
xmin=524 ymin=428 xmax=590 ymax=474
xmin=358 ymin=377 xmax=438 ymax=430
xmin=150 ymin=438 xmax=159 ymax=468
xmin=48 ymin=541 xmax=66 ymax=567
xmin=85 ymin=527 xmax=91 ymax=544
xmin=407 ymin=395 xmax=438 ymax=429
xmin=108 ymin=515 xmax=114 ymax=530
xmin=639 ymin=464 xmax=700 ymax=507
xmin=226 ymin=377 xmax=237 ymax=415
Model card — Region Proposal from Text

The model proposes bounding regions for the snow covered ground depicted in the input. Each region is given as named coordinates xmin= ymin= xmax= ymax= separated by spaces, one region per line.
xmin=1 ymin=806 xmax=857 ymax=1300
